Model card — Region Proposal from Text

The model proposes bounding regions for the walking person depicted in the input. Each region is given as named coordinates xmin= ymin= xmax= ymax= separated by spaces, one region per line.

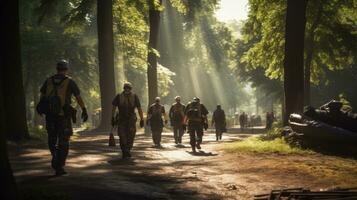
xmin=184 ymin=97 xmax=209 ymax=153
xmin=169 ymin=96 xmax=186 ymax=145
xmin=38 ymin=60 xmax=88 ymax=176
xmin=212 ymin=105 xmax=226 ymax=141
xmin=147 ymin=97 xmax=167 ymax=148
xmin=111 ymin=82 xmax=144 ymax=159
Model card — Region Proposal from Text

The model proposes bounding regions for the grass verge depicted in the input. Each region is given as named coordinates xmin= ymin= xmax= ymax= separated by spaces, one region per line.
xmin=223 ymin=135 xmax=313 ymax=154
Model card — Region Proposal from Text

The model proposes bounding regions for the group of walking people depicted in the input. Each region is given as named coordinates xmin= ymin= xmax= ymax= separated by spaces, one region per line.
xmin=37 ymin=60 xmax=227 ymax=176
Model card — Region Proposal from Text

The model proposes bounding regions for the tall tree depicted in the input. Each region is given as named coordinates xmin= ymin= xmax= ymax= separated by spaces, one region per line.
xmin=283 ymin=0 xmax=308 ymax=124
xmin=1 ymin=0 xmax=21 ymax=198
xmin=147 ymin=0 xmax=162 ymax=105
xmin=97 ymin=0 xmax=116 ymax=131
xmin=304 ymin=0 xmax=323 ymax=105
xmin=2 ymin=0 xmax=29 ymax=140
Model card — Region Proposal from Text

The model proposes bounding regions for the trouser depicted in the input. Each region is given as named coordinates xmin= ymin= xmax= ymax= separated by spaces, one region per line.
xmin=215 ymin=129 xmax=223 ymax=140
xmin=46 ymin=115 xmax=72 ymax=171
xmin=188 ymin=122 xmax=203 ymax=148
xmin=118 ymin=123 xmax=136 ymax=155
xmin=173 ymin=125 xmax=184 ymax=143
xmin=151 ymin=126 xmax=163 ymax=145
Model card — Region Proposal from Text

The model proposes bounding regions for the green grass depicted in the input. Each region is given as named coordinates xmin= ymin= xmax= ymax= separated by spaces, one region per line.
xmin=223 ymin=136 xmax=313 ymax=154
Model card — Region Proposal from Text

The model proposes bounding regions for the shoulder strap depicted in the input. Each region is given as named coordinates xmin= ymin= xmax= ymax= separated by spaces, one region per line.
xmin=50 ymin=76 xmax=68 ymax=96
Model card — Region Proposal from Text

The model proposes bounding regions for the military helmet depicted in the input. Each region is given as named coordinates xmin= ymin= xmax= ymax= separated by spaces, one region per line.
xmin=56 ymin=59 xmax=69 ymax=71
xmin=123 ymin=82 xmax=132 ymax=90
xmin=175 ymin=96 xmax=181 ymax=101
xmin=155 ymin=97 xmax=161 ymax=102
xmin=193 ymin=97 xmax=200 ymax=102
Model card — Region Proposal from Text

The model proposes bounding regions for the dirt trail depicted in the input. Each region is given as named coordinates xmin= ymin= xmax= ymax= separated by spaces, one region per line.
xmin=9 ymin=130 xmax=357 ymax=200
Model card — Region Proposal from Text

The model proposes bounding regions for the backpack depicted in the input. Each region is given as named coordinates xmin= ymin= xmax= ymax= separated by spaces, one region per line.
xmin=171 ymin=104 xmax=184 ymax=121
xmin=186 ymin=102 xmax=202 ymax=121
xmin=150 ymin=104 xmax=163 ymax=121
xmin=38 ymin=76 xmax=69 ymax=115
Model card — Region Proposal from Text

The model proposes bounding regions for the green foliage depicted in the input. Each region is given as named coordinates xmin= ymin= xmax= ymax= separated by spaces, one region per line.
xmin=224 ymin=136 xmax=312 ymax=154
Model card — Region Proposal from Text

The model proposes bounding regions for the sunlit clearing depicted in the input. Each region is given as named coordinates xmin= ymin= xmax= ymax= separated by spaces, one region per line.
xmin=215 ymin=0 xmax=249 ymax=22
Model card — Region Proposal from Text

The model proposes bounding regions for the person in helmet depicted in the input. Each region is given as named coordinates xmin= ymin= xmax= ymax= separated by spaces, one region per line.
xmin=111 ymin=82 xmax=144 ymax=159
xmin=184 ymin=97 xmax=209 ymax=153
xmin=169 ymin=96 xmax=186 ymax=145
xmin=39 ymin=59 xmax=88 ymax=176
xmin=212 ymin=105 xmax=226 ymax=141
xmin=147 ymin=97 xmax=167 ymax=147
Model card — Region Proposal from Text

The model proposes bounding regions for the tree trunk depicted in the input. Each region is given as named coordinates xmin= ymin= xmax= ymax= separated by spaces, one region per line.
xmin=96 ymin=0 xmax=116 ymax=131
xmin=2 ymin=0 xmax=29 ymax=140
xmin=0 ymin=1 xmax=19 ymax=196
xmin=283 ymin=0 xmax=308 ymax=125
xmin=147 ymin=0 xmax=162 ymax=106
xmin=304 ymin=1 xmax=323 ymax=106
xmin=0 ymin=77 xmax=18 ymax=200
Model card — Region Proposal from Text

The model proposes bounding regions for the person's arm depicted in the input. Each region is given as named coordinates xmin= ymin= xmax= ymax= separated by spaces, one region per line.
xmin=75 ymin=95 xmax=85 ymax=109
xmin=168 ymin=106 xmax=173 ymax=120
xmin=162 ymin=107 xmax=168 ymax=124
xmin=111 ymin=95 xmax=119 ymax=126
xmin=134 ymin=94 xmax=144 ymax=127
xmin=211 ymin=112 xmax=215 ymax=126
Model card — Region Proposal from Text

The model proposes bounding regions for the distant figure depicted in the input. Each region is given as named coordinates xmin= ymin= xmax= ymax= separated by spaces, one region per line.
xmin=169 ymin=96 xmax=186 ymax=144
xmin=38 ymin=60 xmax=88 ymax=176
xmin=184 ymin=97 xmax=209 ymax=153
xmin=239 ymin=112 xmax=247 ymax=131
xmin=147 ymin=97 xmax=167 ymax=148
xmin=212 ymin=105 xmax=226 ymax=141
xmin=266 ymin=112 xmax=274 ymax=129
xmin=111 ymin=82 xmax=144 ymax=159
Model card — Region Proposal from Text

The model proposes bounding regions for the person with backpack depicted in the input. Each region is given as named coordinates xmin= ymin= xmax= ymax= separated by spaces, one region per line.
xmin=38 ymin=60 xmax=88 ymax=176
xmin=212 ymin=105 xmax=226 ymax=141
xmin=111 ymin=82 xmax=144 ymax=159
xmin=184 ymin=97 xmax=209 ymax=153
xmin=169 ymin=96 xmax=186 ymax=145
xmin=147 ymin=97 xmax=167 ymax=148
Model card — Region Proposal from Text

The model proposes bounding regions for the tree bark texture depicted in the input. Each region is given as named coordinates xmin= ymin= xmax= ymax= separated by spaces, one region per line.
xmin=304 ymin=1 xmax=323 ymax=106
xmin=1 ymin=0 xmax=29 ymax=140
xmin=97 ymin=0 xmax=116 ymax=131
xmin=147 ymin=0 xmax=162 ymax=106
xmin=283 ymin=0 xmax=308 ymax=125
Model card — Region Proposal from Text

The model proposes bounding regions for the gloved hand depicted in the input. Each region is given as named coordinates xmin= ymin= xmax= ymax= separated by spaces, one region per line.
xmin=81 ymin=107 xmax=88 ymax=122
xmin=140 ymin=119 xmax=144 ymax=128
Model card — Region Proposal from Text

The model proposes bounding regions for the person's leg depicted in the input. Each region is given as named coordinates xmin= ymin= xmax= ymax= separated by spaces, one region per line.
xmin=56 ymin=117 xmax=72 ymax=174
xmin=188 ymin=123 xmax=196 ymax=152
xmin=215 ymin=128 xmax=219 ymax=141
xmin=118 ymin=125 xmax=129 ymax=158
xmin=128 ymin=125 xmax=136 ymax=151
xmin=46 ymin=116 xmax=58 ymax=170
xmin=196 ymin=124 xmax=203 ymax=149
xmin=178 ymin=127 xmax=184 ymax=144
xmin=173 ymin=126 xmax=178 ymax=144
xmin=157 ymin=127 xmax=163 ymax=146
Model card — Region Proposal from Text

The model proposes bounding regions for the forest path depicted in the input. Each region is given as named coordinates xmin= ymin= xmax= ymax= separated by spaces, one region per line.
xmin=10 ymin=129 xmax=356 ymax=200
